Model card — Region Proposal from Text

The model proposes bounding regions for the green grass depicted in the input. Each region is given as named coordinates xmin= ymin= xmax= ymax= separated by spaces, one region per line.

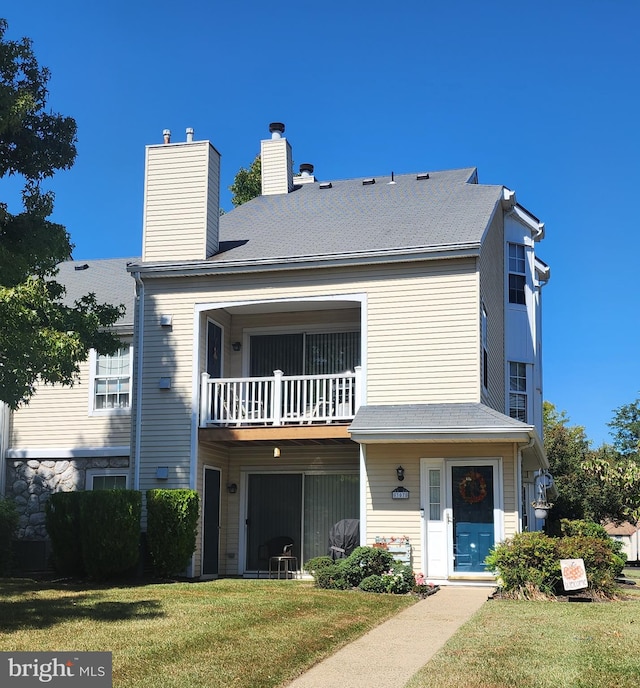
xmin=0 ymin=578 xmax=414 ymax=687
xmin=405 ymin=572 xmax=640 ymax=688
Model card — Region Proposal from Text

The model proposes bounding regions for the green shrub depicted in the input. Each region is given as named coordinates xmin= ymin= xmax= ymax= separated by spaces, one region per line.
xmin=485 ymin=531 xmax=559 ymax=598
xmin=146 ymin=489 xmax=199 ymax=577
xmin=557 ymin=535 xmax=623 ymax=595
xmin=487 ymin=529 xmax=625 ymax=598
xmin=45 ymin=492 xmax=84 ymax=576
xmin=0 ymin=497 xmax=19 ymax=576
xmin=308 ymin=546 xmax=411 ymax=593
xmin=79 ymin=490 xmax=142 ymax=580
xmin=303 ymin=556 xmax=334 ymax=575
xmin=358 ymin=574 xmax=388 ymax=593
xmin=314 ymin=563 xmax=350 ymax=589
xmin=340 ymin=546 xmax=394 ymax=588
xmin=384 ymin=562 xmax=415 ymax=594
xmin=560 ymin=519 xmax=610 ymax=539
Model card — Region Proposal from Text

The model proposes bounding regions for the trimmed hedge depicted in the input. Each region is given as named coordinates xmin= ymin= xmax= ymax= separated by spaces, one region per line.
xmin=0 ymin=497 xmax=19 ymax=576
xmin=80 ymin=490 xmax=142 ymax=580
xmin=45 ymin=492 xmax=84 ymax=576
xmin=146 ymin=489 xmax=199 ymax=577
xmin=46 ymin=490 xmax=141 ymax=580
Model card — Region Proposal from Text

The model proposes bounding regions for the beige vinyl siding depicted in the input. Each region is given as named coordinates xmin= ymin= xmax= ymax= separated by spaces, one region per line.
xmin=142 ymin=141 xmax=220 ymax=262
xmin=479 ymin=211 xmax=506 ymax=411
xmin=364 ymin=442 xmax=518 ymax=574
xmin=136 ymin=258 xmax=481 ymax=490
xmin=9 ymin=359 xmax=130 ymax=450
xmin=260 ymin=137 xmax=293 ymax=195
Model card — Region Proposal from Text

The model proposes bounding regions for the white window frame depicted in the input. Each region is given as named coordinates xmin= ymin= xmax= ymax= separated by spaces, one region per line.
xmin=508 ymin=361 xmax=528 ymax=422
xmin=508 ymin=243 xmax=527 ymax=306
xmin=88 ymin=344 xmax=133 ymax=416
xmin=85 ymin=468 xmax=129 ymax=490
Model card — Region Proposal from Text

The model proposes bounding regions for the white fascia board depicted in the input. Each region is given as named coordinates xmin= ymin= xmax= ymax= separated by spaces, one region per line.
xmin=534 ymin=257 xmax=551 ymax=282
xmin=512 ymin=205 xmax=545 ymax=241
xmin=6 ymin=446 xmax=130 ymax=459
xmin=126 ymin=244 xmax=481 ymax=279
xmin=349 ymin=429 xmax=533 ymax=443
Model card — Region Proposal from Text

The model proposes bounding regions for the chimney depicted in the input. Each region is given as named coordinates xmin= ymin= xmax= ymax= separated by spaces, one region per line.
xmin=260 ymin=122 xmax=294 ymax=195
xmin=142 ymin=129 xmax=221 ymax=262
xmin=294 ymin=163 xmax=315 ymax=185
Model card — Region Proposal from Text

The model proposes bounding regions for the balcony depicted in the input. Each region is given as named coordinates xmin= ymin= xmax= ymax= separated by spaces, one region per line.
xmin=199 ymin=368 xmax=362 ymax=428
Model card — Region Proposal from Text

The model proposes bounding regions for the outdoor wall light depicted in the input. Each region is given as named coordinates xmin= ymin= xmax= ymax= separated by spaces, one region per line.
xmin=227 ymin=483 xmax=238 ymax=494
xmin=232 ymin=341 xmax=242 ymax=352
xmin=396 ymin=466 xmax=405 ymax=482
xmin=273 ymin=447 xmax=281 ymax=458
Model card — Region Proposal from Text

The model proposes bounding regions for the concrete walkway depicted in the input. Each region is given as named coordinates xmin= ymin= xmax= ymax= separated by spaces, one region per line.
xmin=286 ymin=586 xmax=490 ymax=688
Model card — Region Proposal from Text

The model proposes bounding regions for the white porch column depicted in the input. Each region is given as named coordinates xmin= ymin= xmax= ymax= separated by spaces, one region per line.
xmin=272 ymin=370 xmax=283 ymax=426
xmin=354 ymin=366 xmax=363 ymax=412
xmin=199 ymin=373 xmax=210 ymax=427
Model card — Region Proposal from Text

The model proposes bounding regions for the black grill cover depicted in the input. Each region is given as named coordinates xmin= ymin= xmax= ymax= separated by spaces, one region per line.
xmin=328 ymin=519 xmax=360 ymax=560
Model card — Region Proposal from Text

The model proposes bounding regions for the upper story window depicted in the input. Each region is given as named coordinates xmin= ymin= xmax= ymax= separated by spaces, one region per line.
xmin=90 ymin=346 xmax=132 ymax=413
xmin=508 ymin=361 xmax=527 ymax=422
xmin=508 ymin=243 xmax=526 ymax=305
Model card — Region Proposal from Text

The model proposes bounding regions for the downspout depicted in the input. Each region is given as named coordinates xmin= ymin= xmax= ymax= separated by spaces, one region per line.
xmin=132 ymin=271 xmax=145 ymax=491
xmin=517 ymin=435 xmax=535 ymax=532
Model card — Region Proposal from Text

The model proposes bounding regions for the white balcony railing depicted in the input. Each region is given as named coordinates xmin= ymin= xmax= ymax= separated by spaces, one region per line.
xmin=199 ymin=368 xmax=362 ymax=427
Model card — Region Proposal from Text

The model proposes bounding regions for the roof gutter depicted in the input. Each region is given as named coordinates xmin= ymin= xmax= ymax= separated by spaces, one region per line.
xmin=126 ymin=243 xmax=481 ymax=279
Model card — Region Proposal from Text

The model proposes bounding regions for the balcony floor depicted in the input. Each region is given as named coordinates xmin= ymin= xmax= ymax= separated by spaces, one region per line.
xmin=198 ymin=423 xmax=353 ymax=444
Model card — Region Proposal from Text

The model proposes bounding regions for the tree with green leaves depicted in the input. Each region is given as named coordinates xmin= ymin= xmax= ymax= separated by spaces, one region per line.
xmin=607 ymin=396 xmax=640 ymax=459
xmin=0 ymin=19 xmax=122 ymax=409
xmin=543 ymin=402 xmax=634 ymax=526
xmin=229 ymin=155 xmax=261 ymax=207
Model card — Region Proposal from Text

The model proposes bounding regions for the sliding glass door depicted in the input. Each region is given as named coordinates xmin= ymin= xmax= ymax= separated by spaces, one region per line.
xmin=245 ymin=472 xmax=359 ymax=571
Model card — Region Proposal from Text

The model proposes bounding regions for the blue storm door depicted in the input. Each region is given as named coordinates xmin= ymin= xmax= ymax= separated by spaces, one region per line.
xmin=203 ymin=468 xmax=221 ymax=576
xmin=451 ymin=465 xmax=495 ymax=573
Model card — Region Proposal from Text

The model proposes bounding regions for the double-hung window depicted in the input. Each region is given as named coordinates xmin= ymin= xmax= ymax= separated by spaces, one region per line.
xmin=508 ymin=362 xmax=527 ymax=422
xmin=508 ymin=243 xmax=526 ymax=305
xmin=90 ymin=346 xmax=132 ymax=413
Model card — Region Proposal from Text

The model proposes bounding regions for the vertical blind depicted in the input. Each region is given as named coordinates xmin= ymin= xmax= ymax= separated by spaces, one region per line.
xmin=250 ymin=331 xmax=360 ymax=377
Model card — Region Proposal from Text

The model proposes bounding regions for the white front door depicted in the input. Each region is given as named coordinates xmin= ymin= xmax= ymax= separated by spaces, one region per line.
xmin=422 ymin=458 xmax=502 ymax=580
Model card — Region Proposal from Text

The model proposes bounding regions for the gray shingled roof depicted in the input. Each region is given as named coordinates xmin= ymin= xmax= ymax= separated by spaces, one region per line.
xmin=349 ymin=403 xmax=534 ymax=435
xmin=54 ymin=258 xmax=137 ymax=328
xmin=214 ymin=168 xmax=503 ymax=264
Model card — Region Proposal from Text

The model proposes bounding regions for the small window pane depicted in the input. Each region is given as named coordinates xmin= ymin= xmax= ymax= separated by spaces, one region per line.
xmin=429 ymin=469 xmax=441 ymax=521
xmin=509 ymin=274 xmax=526 ymax=304
xmin=92 ymin=475 xmax=127 ymax=490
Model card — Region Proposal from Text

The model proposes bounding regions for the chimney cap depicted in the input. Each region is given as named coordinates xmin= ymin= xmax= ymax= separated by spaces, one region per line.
xmin=269 ymin=122 xmax=286 ymax=139
xmin=299 ymin=163 xmax=314 ymax=176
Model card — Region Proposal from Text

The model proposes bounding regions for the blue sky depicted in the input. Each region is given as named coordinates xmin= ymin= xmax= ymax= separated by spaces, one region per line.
xmin=3 ymin=1 xmax=639 ymax=446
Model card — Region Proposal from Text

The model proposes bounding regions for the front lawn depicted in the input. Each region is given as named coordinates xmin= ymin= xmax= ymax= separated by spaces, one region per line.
xmin=405 ymin=573 xmax=640 ymax=688
xmin=0 ymin=578 xmax=414 ymax=687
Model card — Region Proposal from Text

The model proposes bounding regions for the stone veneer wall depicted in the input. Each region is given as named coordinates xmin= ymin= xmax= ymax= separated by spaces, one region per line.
xmin=6 ymin=457 xmax=130 ymax=540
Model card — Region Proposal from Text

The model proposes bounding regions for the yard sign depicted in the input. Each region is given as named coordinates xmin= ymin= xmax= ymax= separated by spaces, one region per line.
xmin=560 ymin=558 xmax=587 ymax=591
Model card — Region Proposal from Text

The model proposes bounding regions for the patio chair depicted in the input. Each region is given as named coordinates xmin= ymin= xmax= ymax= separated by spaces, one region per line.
xmin=257 ymin=536 xmax=298 ymax=579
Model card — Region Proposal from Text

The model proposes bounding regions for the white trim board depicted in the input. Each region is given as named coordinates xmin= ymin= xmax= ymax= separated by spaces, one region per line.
xmin=6 ymin=446 xmax=130 ymax=459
